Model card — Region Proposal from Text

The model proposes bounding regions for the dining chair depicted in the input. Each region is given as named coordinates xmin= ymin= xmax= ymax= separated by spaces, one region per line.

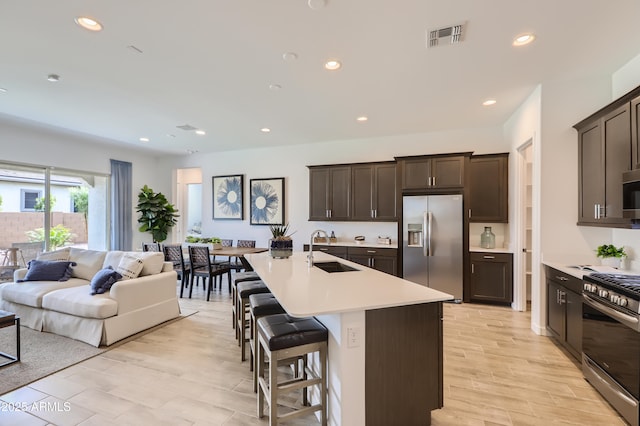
xmin=230 ymin=240 xmax=256 ymax=272
xmin=211 ymin=239 xmax=233 ymax=267
xmin=142 ymin=242 xmax=162 ymax=252
xmin=188 ymin=245 xmax=232 ymax=300
xmin=163 ymin=244 xmax=190 ymax=298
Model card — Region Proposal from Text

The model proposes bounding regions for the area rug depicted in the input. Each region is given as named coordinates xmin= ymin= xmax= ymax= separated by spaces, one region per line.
xmin=0 ymin=309 xmax=197 ymax=396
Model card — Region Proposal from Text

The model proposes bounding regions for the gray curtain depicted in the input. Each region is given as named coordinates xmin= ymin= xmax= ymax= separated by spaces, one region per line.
xmin=110 ymin=159 xmax=132 ymax=250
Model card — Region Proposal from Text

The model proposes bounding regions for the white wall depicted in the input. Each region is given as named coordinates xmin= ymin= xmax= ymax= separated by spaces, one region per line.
xmin=158 ymin=127 xmax=509 ymax=249
xmin=0 ymin=114 xmax=170 ymax=250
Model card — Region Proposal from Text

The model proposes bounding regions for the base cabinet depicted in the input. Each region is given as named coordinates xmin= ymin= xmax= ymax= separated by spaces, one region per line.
xmin=545 ymin=266 xmax=582 ymax=360
xmin=469 ymin=252 xmax=513 ymax=304
xmin=347 ymin=247 xmax=398 ymax=276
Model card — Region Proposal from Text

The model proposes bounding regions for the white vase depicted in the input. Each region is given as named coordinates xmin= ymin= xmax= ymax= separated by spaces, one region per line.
xmin=600 ymin=257 xmax=620 ymax=268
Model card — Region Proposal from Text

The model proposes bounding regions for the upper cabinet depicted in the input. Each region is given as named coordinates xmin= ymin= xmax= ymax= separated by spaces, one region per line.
xmin=575 ymin=102 xmax=632 ymax=226
xmin=308 ymin=165 xmax=351 ymax=221
xmin=351 ymin=162 xmax=397 ymax=221
xmin=468 ymin=154 xmax=509 ymax=223
xmin=398 ymin=154 xmax=469 ymax=191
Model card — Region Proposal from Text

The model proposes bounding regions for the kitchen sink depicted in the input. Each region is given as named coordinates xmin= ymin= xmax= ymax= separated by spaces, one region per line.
xmin=313 ymin=261 xmax=359 ymax=273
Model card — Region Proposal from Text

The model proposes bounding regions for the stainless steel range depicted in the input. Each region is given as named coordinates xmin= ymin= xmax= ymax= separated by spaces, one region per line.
xmin=583 ymin=273 xmax=640 ymax=426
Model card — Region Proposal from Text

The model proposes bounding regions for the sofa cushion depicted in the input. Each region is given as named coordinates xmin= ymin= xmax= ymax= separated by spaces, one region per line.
xmin=42 ymin=286 xmax=118 ymax=319
xmin=37 ymin=247 xmax=71 ymax=261
xmin=69 ymin=248 xmax=106 ymax=281
xmin=90 ymin=266 xmax=122 ymax=295
xmin=103 ymin=251 xmax=164 ymax=277
xmin=0 ymin=278 xmax=89 ymax=308
xmin=18 ymin=260 xmax=76 ymax=282
xmin=116 ymin=253 xmax=144 ymax=280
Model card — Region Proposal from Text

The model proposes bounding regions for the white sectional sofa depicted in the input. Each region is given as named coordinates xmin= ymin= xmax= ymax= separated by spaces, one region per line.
xmin=0 ymin=247 xmax=180 ymax=347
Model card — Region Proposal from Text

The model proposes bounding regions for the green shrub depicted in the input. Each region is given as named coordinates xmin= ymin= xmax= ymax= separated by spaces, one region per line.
xmin=26 ymin=224 xmax=75 ymax=250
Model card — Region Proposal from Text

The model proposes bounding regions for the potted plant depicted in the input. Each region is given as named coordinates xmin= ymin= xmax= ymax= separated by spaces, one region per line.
xmin=596 ymin=244 xmax=626 ymax=268
xmin=136 ymin=185 xmax=179 ymax=243
xmin=269 ymin=223 xmax=294 ymax=259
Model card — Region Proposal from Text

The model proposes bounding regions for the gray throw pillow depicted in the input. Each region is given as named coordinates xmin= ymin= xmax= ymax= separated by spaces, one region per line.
xmin=90 ymin=266 xmax=122 ymax=295
xmin=18 ymin=259 xmax=77 ymax=282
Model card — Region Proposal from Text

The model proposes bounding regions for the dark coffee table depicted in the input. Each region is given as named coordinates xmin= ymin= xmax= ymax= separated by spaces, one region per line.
xmin=0 ymin=309 xmax=20 ymax=367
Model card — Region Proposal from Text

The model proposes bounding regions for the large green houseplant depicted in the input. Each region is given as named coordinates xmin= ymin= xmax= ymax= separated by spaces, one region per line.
xmin=136 ymin=185 xmax=179 ymax=242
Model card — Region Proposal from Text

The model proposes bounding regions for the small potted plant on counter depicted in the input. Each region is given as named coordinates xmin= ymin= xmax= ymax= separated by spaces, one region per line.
xmin=269 ymin=223 xmax=294 ymax=259
xmin=596 ymin=244 xmax=627 ymax=268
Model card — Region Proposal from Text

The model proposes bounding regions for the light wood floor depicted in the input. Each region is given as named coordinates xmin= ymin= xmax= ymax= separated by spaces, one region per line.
xmin=0 ymin=282 xmax=627 ymax=425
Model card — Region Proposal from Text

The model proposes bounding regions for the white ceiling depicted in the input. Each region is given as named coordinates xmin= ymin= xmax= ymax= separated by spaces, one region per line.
xmin=1 ymin=0 xmax=640 ymax=155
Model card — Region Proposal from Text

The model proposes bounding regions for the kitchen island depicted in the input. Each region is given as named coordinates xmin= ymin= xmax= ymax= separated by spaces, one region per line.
xmin=244 ymin=251 xmax=453 ymax=426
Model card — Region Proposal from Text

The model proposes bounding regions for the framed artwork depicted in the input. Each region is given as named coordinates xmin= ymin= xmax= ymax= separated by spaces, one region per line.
xmin=250 ymin=177 xmax=285 ymax=225
xmin=212 ymin=175 xmax=244 ymax=220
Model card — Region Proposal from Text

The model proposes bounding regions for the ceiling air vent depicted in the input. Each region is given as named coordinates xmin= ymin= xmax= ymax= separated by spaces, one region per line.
xmin=427 ymin=22 xmax=465 ymax=48
xmin=176 ymin=124 xmax=197 ymax=131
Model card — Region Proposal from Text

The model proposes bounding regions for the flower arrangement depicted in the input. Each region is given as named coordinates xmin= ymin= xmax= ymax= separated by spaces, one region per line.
xmin=596 ymin=244 xmax=626 ymax=258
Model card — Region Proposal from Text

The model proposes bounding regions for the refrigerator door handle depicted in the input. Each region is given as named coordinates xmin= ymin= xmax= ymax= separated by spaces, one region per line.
xmin=424 ymin=211 xmax=433 ymax=257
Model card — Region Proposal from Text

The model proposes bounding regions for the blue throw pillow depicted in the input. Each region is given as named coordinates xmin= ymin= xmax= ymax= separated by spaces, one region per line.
xmin=18 ymin=259 xmax=77 ymax=282
xmin=90 ymin=266 xmax=122 ymax=295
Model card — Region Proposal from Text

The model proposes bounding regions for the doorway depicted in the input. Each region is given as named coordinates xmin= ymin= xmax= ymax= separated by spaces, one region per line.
xmin=175 ymin=168 xmax=202 ymax=244
xmin=514 ymin=141 xmax=533 ymax=311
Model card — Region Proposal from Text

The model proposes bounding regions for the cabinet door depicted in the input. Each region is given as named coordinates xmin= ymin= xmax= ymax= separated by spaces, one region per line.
xmin=468 ymin=154 xmax=508 ymax=222
xmin=351 ymin=164 xmax=374 ymax=220
xmin=578 ymin=119 xmax=605 ymax=223
xmin=348 ymin=254 xmax=371 ymax=268
xmin=565 ymin=289 xmax=582 ymax=359
xmin=546 ymin=280 xmax=565 ymax=340
xmin=469 ymin=252 xmax=512 ymax=303
xmin=431 ymin=156 xmax=465 ymax=189
xmin=348 ymin=247 xmax=398 ymax=276
xmin=632 ymin=95 xmax=640 ymax=168
xmin=328 ymin=166 xmax=351 ymax=220
xmin=603 ymin=104 xmax=631 ymax=223
xmin=309 ymin=168 xmax=330 ymax=220
xmin=402 ymin=158 xmax=431 ymax=190
xmin=371 ymin=255 xmax=397 ymax=276
xmin=373 ymin=163 xmax=397 ymax=220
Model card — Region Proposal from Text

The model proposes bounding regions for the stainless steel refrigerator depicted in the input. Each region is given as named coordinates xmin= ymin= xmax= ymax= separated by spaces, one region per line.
xmin=403 ymin=194 xmax=463 ymax=301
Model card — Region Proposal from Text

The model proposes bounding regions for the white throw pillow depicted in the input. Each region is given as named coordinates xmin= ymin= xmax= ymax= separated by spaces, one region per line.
xmin=116 ymin=253 xmax=144 ymax=280
xmin=37 ymin=247 xmax=71 ymax=261
xmin=69 ymin=248 xmax=107 ymax=281
xmin=138 ymin=252 xmax=165 ymax=276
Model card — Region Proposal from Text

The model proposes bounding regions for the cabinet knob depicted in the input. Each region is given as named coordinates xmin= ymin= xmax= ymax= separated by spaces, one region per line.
xmin=555 ymin=276 xmax=568 ymax=282
xmin=483 ymin=255 xmax=495 ymax=259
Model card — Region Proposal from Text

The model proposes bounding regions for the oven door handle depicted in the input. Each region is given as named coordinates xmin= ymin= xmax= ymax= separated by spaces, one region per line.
xmin=584 ymin=356 xmax=638 ymax=408
xmin=583 ymin=294 xmax=639 ymax=329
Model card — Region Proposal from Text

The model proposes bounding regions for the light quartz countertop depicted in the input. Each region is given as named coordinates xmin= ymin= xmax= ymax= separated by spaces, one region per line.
xmin=309 ymin=241 xmax=398 ymax=249
xmin=244 ymin=251 xmax=452 ymax=317
xmin=469 ymin=246 xmax=512 ymax=254
xmin=542 ymin=261 xmax=636 ymax=280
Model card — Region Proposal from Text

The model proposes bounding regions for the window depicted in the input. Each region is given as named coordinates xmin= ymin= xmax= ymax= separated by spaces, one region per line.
xmin=21 ymin=189 xmax=42 ymax=211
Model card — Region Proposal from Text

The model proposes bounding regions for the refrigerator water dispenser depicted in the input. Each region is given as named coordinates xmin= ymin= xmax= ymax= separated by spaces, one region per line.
xmin=407 ymin=224 xmax=423 ymax=247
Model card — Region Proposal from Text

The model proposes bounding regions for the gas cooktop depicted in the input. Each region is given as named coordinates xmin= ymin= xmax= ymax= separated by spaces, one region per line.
xmin=585 ymin=273 xmax=640 ymax=298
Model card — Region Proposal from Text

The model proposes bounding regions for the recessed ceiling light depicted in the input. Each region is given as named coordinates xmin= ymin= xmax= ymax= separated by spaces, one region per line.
xmin=282 ymin=52 xmax=298 ymax=61
xmin=195 ymin=130 xmax=206 ymax=135
xmin=186 ymin=149 xmax=199 ymax=154
xmin=512 ymin=33 xmax=535 ymax=46
xmin=324 ymin=60 xmax=342 ymax=71
xmin=74 ymin=16 xmax=103 ymax=32
xmin=0 ymin=88 xmax=7 ymax=93
xmin=269 ymin=84 xmax=282 ymax=91
xmin=139 ymin=137 xmax=150 ymax=142
xmin=308 ymin=0 xmax=327 ymax=10
xmin=261 ymin=128 xmax=271 ymax=133
xmin=166 ymin=134 xmax=176 ymax=138
xmin=47 ymin=74 xmax=60 ymax=82
xmin=356 ymin=116 xmax=368 ymax=122
xmin=482 ymin=99 xmax=497 ymax=106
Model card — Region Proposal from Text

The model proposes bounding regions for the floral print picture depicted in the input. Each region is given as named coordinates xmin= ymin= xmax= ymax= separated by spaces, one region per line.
xmin=250 ymin=177 xmax=284 ymax=225
xmin=212 ymin=175 xmax=243 ymax=220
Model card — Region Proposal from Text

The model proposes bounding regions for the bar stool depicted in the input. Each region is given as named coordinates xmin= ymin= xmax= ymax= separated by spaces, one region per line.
xmin=236 ymin=280 xmax=271 ymax=360
xmin=257 ymin=313 xmax=328 ymax=426
xmin=232 ymin=271 xmax=261 ymax=331
xmin=249 ymin=293 xmax=286 ymax=391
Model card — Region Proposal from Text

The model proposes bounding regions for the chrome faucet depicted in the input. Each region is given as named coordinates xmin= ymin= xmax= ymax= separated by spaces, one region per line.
xmin=308 ymin=229 xmax=329 ymax=267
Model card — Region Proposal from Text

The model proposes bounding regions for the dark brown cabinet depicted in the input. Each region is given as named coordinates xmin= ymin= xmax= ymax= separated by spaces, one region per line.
xmin=632 ymin=94 xmax=640 ymax=168
xmin=576 ymin=102 xmax=632 ymax=226
xmin=308 ymin=166 xmax=351 ymax=221
xmin=469 ymin=252 xmax=512 ymax=304
xmin=545 ymin=266 xmax=582 ymax=360
xmin=468 ymin=154 xmax=508 ymax=222
xmin=348 ymin=246 xmax=398 ymax=276
xmin=398 ymin=155 xmax=467 ymax=191
xmin=303 ymin=244 xmax=348 ymax=259
xmin=351 ymin=162 xmax=397 ymax=221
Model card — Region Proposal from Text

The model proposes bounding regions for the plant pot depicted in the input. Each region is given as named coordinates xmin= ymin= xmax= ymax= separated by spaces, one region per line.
xmin=600 ymin=257 xmax=621 ymax=268
xmin=269 ymin=239 xmax=293 ymax=259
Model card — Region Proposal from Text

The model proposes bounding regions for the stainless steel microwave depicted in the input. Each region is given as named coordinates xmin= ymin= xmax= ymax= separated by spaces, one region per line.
xmin=623 ymin=168 xmax=640 ymax=219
